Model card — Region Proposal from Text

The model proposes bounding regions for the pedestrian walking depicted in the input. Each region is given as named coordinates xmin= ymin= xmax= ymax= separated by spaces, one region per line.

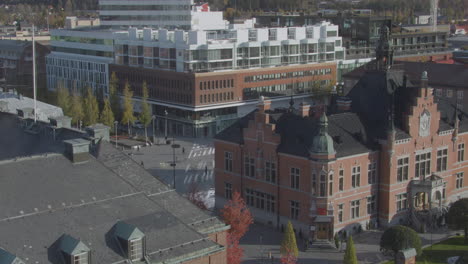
xmin=141 ymin=161 xmax=144 ymax=167
xmin=182 ymin=147 xmax=185 ymax=154
xmin=205 ymin=165 xmax=208 ymax=175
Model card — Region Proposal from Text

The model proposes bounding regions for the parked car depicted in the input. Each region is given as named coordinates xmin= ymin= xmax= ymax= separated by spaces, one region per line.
xmin=132 ymin=120 xmax=145 ymax=129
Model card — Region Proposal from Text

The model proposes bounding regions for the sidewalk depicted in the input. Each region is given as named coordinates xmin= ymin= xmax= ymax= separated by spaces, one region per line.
xmin=240 ymin=223 xmax=459 ymax=264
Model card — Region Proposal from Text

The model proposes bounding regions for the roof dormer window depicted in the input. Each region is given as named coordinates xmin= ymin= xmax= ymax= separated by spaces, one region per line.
xmin=112 ymin=221 xmax=146 ymax=262
xmin=129 ymin=238 xmax=143 ymax=261
xmin=55 ymin=234 xmax=90 ymax=264
xmin=73 ymin=251 xmax=89 ymax=264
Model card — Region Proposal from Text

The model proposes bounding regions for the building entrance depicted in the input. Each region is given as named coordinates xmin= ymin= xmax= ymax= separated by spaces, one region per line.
xmin=316 ymin=223 xmax=329 ymax=239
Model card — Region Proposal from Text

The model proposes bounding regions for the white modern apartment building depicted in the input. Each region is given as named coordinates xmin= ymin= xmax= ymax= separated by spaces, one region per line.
xmin=112 ymin=21 xmax=345 ymax=73
xmin=46 ymin=1 xmax=346 ymax=137
xmin=99 ymin=0 xmax=227 ymax=30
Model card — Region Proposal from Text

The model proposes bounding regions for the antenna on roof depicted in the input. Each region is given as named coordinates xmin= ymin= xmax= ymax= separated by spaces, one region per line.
xmin=32 ymin=24 xmax=37 ymax=123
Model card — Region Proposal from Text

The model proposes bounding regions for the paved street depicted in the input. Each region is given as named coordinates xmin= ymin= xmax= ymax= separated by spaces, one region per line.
xmin=123 ymin=130 xmax=461 ymax=264
xmin=123 ymin=134 xmax=216 ymax=208
xmin=240 ymin=223 xmax=460 ymax=264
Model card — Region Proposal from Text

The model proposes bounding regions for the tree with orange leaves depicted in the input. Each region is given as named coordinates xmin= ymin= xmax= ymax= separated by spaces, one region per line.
xmin=221 ymin=191 xmax=253 ymax=264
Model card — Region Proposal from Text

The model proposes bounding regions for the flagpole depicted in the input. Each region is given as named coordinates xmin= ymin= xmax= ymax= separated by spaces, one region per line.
xmin=32 ymin=24 xmax=37 ymax=122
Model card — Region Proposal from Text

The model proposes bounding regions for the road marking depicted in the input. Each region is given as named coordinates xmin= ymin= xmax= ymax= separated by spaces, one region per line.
xmin=188 ymin=150 xmax=193 ymax=159
xmin=185 ymin=164 xmax=190 ymax=172
xmin=203 ymin=149 xmax=207 ymax=156
xmin=184 ymin=174 xmax=192 ymax=184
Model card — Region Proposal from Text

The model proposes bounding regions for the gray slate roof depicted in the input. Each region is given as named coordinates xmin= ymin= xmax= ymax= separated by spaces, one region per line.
xmin=0 ymin=113 xmax=227 ymax=264
xmin=215 ymin=109 xmax=375 ymax=159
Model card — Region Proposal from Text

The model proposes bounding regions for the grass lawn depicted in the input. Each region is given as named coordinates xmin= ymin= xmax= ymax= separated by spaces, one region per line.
xmin=383 ymin=236 xmax=467 ymax=264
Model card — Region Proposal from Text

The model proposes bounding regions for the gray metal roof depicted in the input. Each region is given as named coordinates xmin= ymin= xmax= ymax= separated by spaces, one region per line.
xmin=0 ymin=92 xmax=63 ymax=122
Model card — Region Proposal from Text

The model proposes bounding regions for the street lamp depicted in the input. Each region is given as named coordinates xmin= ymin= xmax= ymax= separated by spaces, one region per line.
xmin=164 ymin=109 xmax=168 ymax=142
xmin=171 ymin=143 xmax=180 ymax=190
xmin=152 ymin=115 xmax=156 ymax=144
xmin=114 ymin=121 xmax=118 ymax=148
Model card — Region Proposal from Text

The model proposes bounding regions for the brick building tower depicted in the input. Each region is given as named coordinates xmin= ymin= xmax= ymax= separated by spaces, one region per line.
xmin=214 ymin=26 xmax=468 ymax=240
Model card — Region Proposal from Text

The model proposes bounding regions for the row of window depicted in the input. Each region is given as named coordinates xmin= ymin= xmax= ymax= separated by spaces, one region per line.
xmin=225 ymin=152 xmax=378 ymax=193
xmin=199 ymin=79 xmax=234 ymax=90
xmin=199 ymin=92 xmax=234 ymax=104
xmin=100 ymin=4 xmax=191 ymax=11
xmin=435 ymin=88 xmax=464 ymax=100
xmin=244 ymin=68 xmax=333 ymax=83
xmin=101 ymin=15 xmax=191 ymax=21
xmin=396 ymin=144 xmax=465 ymax=182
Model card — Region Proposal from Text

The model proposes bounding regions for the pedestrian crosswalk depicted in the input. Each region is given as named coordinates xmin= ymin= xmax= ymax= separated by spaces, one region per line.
xmin=183 ymin=170 xmax=213 ymax=184
xmin=188 ymin=143 xmax=215 ymax=159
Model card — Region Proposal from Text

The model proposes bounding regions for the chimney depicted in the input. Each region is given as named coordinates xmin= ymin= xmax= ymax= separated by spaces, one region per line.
xmin=63 ymin=139 xmax=91 ymax=163
xmin=86 ymin=123 xmax=110 ymax=143
xmin=299 ymin=103 xmax=310 ymax=117
xmin=336 ymin=97 xmax=352 ymax=112
xmin=258 ymin=96 xmax=271 ymax=113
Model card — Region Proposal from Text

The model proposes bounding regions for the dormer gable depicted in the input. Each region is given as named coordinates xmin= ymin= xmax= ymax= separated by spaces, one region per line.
xmin=0 ymin=248 xmax=25 ymax=264
xmin=112 ymin=221 xmax=146 ymax=262
xmin=57 ymin=234 xmax=90 ymax=264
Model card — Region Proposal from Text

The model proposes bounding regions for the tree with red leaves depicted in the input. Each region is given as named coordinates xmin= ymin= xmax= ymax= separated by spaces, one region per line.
xmin=280 ymin=248 xmax=298 ymax=264
xmin=187 ymin=182 xmax=207 ymax=210
xmin=221 ymin=191 xmax=253 ymax=264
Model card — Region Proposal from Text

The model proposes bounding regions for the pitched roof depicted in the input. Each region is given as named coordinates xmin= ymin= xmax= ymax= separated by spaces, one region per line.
xmin=343 ymin=61 xmax=468 ymax=89
xmin=0 ymin=113 xmax=226 ymax=264
xmin=216 ymin=109 xmax=375 ymax=159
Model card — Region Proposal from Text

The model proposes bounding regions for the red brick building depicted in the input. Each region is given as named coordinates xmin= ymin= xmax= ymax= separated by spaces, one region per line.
xmin=110 ymin=62 xmax=336 ymax=137
xmin=214 ymin=30 xmax=468 ymax=240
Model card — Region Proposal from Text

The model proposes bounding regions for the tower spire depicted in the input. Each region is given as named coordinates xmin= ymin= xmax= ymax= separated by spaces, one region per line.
xmin=375 ymin=24 xmax=394 ymax=71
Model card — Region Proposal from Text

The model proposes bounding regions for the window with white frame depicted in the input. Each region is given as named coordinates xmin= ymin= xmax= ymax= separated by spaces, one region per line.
xmin=290 ymin=200 xmax=300 ymax=220
xmin=244 ymin=155 xmax=255 ymax=177
xmin=224 ymin=152 xmax=233 ymax=172
xmin=458 ymin=143 xmax=465 ymax=162
xmin=350 ymin=200 xmax=360 ymax=219
xmin=265 ymin=161 xmax=276 ymax=183
xmin=396 ymin=193 xmax=408 ymax=212
xmin=368 ymin=162 xmax=377 ymax=184
xmin=435 ymin=89 xmax=442 ymax=97
xmin=436 ymin=148 xmax=448 ymax=172
xmin=245 ymin=188 xmax=254 ymax=206
xmin=397 ymin=157 xmax=409 ymax=182
xmin=290 ymin=167 xmax=300 ymax=189
xmin=265 ymin=194 xmax=276 ymax=213
xmin=129 ymin=238 xmax=144 ymax=261
xmin=415 ymin=152 xmax=431 ymax=178
xmin=338 ymin=204 xmax=343 ymax=222
xmin=338 ymin=169 xmax=344 ymax=191
xmin=351 ymin=166 xmax=361 ymax=188
xmin=319 ymin=173 xmax=327 ymax=196
xmin=329 ymin=173 xmax=333 ymax=196
xmin=457 ymin=90 xmax=464 ymax=99
xmin=446 ymin=89 xmax=453 ymax=98
xmin=367 ymin=195 xmax=376 ymax=215
xmin=456 ymin=172 xmax=464 ymax=189
xmin=225 ymin=182 xmax=232 ymax=199
xmin=73 ymin=252 xmax=89 ymax=264
xmin=312 ymin=173 xmax=317 ymax=195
